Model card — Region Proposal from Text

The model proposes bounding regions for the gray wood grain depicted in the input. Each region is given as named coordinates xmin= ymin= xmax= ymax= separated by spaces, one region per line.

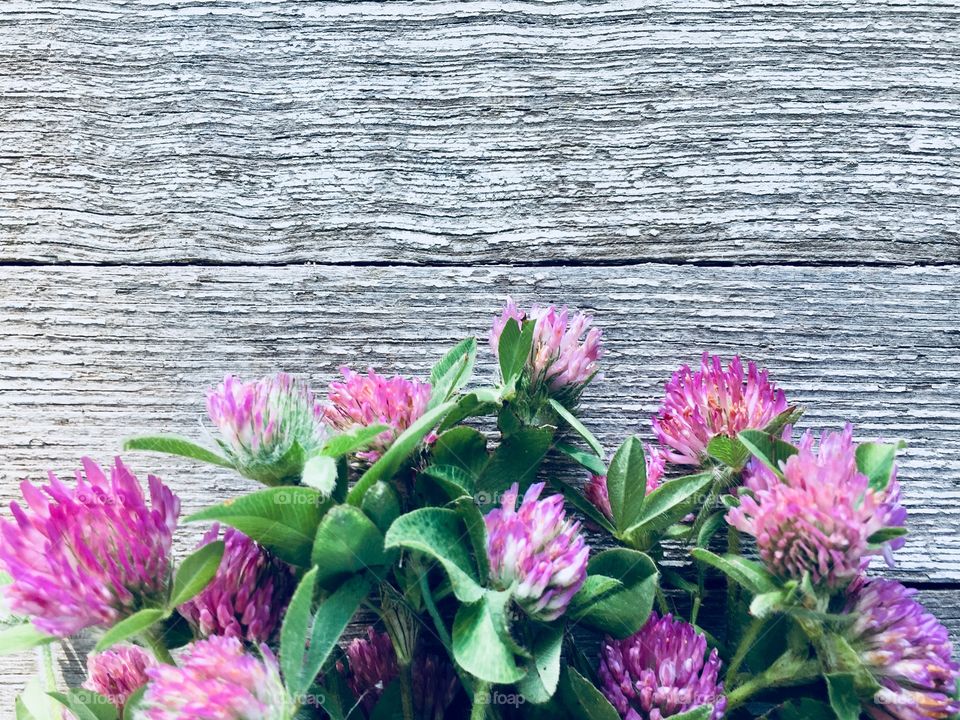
xmin=2 ymin=0 xmax=959 ymax=265
xmin=1 ymin=262 xmax=959 ymax=705
xmin=2 ymin=0 xmax=960 ymax=708
xmin=2 ymin=263 xmax=958 ymax=571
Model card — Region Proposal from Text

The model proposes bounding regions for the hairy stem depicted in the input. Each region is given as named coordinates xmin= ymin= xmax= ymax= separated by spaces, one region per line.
xmin=725 ymin=654 xmax=820 ymax=711
xmin=689 ymin=465 xmax=736 ymax=540
xmin=418 ymin=573 xmax=476 ymax=698
xmin=656 ymin=586 xmax=671 ymax=615
xmin=399 ymin=663 xmax=416 ymax=720
xmin=33 ymin=644 xmax=59 ymax=720
xmin=470 ymin=680 xmax=492 ymax=720
xmin=726 ymin=524 xmax=741 ymax=641
xmin=419 ymin=573 xmax=452 ymax=651
xmin=725 ymin=614 xmax=766 ymax=684
xmin=39 ymin=644 xmax=56 ymax=690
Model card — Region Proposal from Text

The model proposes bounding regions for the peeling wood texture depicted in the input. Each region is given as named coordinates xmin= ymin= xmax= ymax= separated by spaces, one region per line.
xmin=1 ymin=263 xmax=960 ymax=697
xmin=2 ymin=1 xmax=959 ymax=265
xmin=2 ymin=263 xmax=958 ymax=578
xmin=2 ymin=0 xmax=960 ymax=709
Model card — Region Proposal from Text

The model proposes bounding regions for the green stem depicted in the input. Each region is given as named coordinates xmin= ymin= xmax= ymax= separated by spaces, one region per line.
xmin=691 ymin=595 xmax=702 ymax=625
xmin=379 ymin=594 xmax=419 ymax=720
xmin=689 ymin=466 xmax=735 ymax=540
xmin=470 ymin=680 xmax=492 ymax=720
xmin=419 ymin=573 xmax=452 ymax=651
xmin=39 ymin=644 xmax=56 ymax=690
xmin=418 ymin=573 xmax=477 ymax=699
xmin=725 ymin=655 xmax=820 ymax=711
xmin=399 ymin=663 xmax=416 ymax=720
xmin=35 ymin=643 xmax=58 ymax=720
xmin=725 ymin=614 xmax=766 ymax=684
xmin=142 ymin=631 xmax=176 ymax=665
xmin=691 ymin=560 xmax=705 ymax=626
xmin=655 ymin=586 xmax=671 ymax=615
xmin=726 ymin=524 xmax=741 ymax=641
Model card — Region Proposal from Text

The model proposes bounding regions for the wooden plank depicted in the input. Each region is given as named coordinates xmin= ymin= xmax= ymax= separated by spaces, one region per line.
xmin=0 ymin=262 xmax=957 ymax=576
xmin=918 ymin=588 xmax=960 ymax=645
xmin=1 ymin=1 xmax=958 ymax=264
xmin=0 ymin=263 xmax=958 ymax=703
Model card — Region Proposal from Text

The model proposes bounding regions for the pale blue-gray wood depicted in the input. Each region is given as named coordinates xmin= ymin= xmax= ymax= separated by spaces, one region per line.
xmin=0 ymin=264 xmax=958 ymax=697
xmin=1 ymin=0 xmax=958 ymax=264
xmin=1 ymin=0 xmax=958 ymax=710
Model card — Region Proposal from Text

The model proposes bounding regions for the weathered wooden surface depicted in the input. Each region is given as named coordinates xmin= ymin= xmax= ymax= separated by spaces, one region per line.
xmin=2 ymin=1 xmax=959 ymax=265
xmin=2 ymin=0 xmax=960 ymax=710
xmin=0 ymin=263 xmax=959 ymax=700
xmin=3 ymin=263 xmax=958 ymax=577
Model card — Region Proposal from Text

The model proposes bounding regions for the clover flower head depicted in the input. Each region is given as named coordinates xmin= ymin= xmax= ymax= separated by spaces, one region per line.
xmin=138 ymin=636 xmax=290 ymax=720
xmin=339 ymin=627 xmax=399 ymax=714
xmin=489 ymin=298 xmax=603 ymax=401
xmin=653 ymin=354 xmax=787 ymax=466
xmin=727 ymin=425 xmax=907 ymax=587
xmin=0 ymin=457 xmax=179 ymax=637
xmin=337 ymin=628 xmax=459 ymax=719
xmin=207 ymin=372 xmax=327 ymax=483
xmin=585 ymin=445 xmax=666 ymax=521
xmin=846 ymin=578 xmax=960 ymax=720
xmin=598 ymin=613 xmax=726 ymax=720
xmin=485 ymin=482 xmax=589 ymax=621
xmin=323 ymin=368 xmax=432 ymax=462
xmin=413 ymin=650 xmax=460 ymax=720
xmin=177 ymin=525 xmax=295 ymax=643
xmin=83 ymin=644 xmax=155 ymax=711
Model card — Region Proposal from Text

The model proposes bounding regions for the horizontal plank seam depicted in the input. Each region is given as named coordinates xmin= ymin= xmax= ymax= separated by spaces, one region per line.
xmin=695 ymin=579 xmax=960 ymax=591
xmin=3 ymin=259 xmax=960 ymax=270
xmin=903 ymin=581 xmax=960 ymax=591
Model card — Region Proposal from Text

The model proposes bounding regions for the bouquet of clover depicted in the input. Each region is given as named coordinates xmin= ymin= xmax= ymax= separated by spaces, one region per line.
xmin=1 ymin=299 xmax=957 ymax=720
